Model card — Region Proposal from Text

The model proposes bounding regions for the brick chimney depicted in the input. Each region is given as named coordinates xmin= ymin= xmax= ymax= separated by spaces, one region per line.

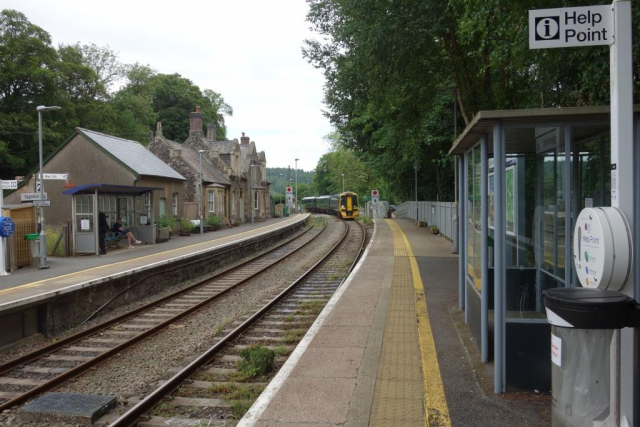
xmin=156 ymin=122 xmax=163 ymax=137
xmin=207 ymin=124 xmax=216 ymax=141
xmin=240 ymin=132 xmax=250 ymax=145
xmin=189 ymin=106 xmax=203 ymax=137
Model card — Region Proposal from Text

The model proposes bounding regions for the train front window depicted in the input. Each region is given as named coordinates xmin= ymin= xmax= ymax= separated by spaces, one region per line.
xmin=340 ymin=195 xmax=358 ymax=209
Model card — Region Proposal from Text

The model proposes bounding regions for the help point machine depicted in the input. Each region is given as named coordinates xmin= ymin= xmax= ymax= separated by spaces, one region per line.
xmin=543 ymin=207 xmax=638 ymax=426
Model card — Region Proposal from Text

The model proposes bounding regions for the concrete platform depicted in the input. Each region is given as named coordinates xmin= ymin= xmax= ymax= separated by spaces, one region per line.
xmin=0 ymin=215 xmax=308 ymax=345
xmin=239 ymin=218 xmax=550 ymax=427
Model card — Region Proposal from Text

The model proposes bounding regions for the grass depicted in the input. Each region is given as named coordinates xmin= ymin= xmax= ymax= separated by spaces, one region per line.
xmin=45 ymin=225 xmax=67 ymax=256
xmin=273 ymin=345 xmax=291 ymax=356
xmin=314 ymin=217 xmax=326 ymax=227
xmin=328 ymin=273 xmax=342 ymax=281
xmin=357 ymin=215 xmax=373 ymax=225
xmin=208 ymin=382 xmax=265 ymax=401
xmin=234 ymin=344 xmax=276 ymax=379
xmin=296 ymin=300 xmax=324 ymax=316
xmin=231 ymin=400 xmax=252 ymax=418
xmin=284 ymin=313 xmax=295 ymax=322
xmin=283 ymin=329 xmax=306 ymax=343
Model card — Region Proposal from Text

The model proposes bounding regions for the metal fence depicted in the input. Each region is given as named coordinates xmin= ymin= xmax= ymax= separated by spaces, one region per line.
xmin=396 ymin=201 xmax=456 ymax=241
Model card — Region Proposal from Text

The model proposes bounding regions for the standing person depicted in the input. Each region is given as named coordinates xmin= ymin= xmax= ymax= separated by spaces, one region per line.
xmin=98 ymin=212 xmax=109 ymax=255
xmin=111 ymin=217 xmax=141 ymax=248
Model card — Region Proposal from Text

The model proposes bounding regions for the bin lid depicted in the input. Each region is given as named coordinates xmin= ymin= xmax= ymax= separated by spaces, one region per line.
xmin=24 ymin=233 xmax=40 ymax=240
xmin=543 ymin=288 xmax=638 ymax=329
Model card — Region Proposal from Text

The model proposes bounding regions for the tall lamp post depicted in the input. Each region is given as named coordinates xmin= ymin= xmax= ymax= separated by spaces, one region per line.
xmin=198 ymin=150 xmax=211 ymax=234
xmin=250 ymin=164 xmax=260 ymax=223
xmin=279 ymin=174 xmax=284 ymax=208
xmin=36 ymin=105 xmax=61 ymax=269
xmin=341 ymin=173 xmax=345 ymax=192
xmin=294 ymin=158 xmax=299 ymax=213
xmin=414 ymin=163 xmax=419 ymax=224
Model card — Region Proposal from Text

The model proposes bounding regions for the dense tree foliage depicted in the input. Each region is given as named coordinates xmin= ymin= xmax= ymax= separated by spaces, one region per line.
xmin=0 ymin=10 xmax=233 ymax=180
xmin=267 ymin=167 xmax=315 ymax=201
xmin=303 ymin=0 xmax=640 ymax=202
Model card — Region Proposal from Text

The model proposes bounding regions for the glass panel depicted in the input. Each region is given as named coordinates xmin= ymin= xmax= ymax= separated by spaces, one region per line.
xmin=76 ymin=196 xmax=93 ymax=232
xmin=473 ymin=146 xmax=482 ymax=291
xmin=159 ymin=199 xmax=166 ymax=217
xmin=466 ymin=151 xmax=474 ymax=283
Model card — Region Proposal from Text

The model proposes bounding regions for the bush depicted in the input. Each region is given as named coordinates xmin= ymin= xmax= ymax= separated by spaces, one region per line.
xmin=45 ymin=225 xmax=66 ymax=256
xmin=180 ymin=218 xmax=194 ymax=231
xmin=430 ymin=225 xmax=439 ymax=234
xmin=157 ymin=215 xmax=176 ymax=229
xmin=237 ymin=344 xmax=275 ymax=378
xmin=206 ymin=215 xmax=221 ymax=227
xmin=233 ymin=219 xmax=242 ymax=227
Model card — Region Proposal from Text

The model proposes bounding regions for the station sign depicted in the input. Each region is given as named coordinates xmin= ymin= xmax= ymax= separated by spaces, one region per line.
xmin=1 ymin=180 xmax=18 ymax=190
xmin=21 ymin=192 xmax=47 ymax=202
xmin=529 ymin=5 xmax=612 ymax=49
xmin=0 ymin=217 xmax=15 ymax=238
xmin=32 ymin=200 xmax=51 ymax=207
xmin=286 ymin=187 xmax=293 ymax=194
xmin=37 ymin=173 xmax=68 ymax=180
xmin=371 ymin=190 xmax=379 ymax=197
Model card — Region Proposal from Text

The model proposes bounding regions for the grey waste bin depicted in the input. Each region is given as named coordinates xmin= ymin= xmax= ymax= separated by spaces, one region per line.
xmin=543 ymin=288 xmax=639 ymax=427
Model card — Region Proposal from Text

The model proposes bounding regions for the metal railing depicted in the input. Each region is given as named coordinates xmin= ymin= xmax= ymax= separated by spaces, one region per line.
xmin=396 ymin=201 xmax=456 ymax=241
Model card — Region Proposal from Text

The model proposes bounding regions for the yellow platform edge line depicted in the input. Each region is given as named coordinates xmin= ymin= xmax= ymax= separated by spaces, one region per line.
xmin=386 ymin=219 xmax=451 ymax=427
xmin=0 ymin=216 xmax=304 ymax=298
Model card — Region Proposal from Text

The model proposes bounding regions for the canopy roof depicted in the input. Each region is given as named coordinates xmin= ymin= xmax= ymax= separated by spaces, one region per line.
xmin=63 ymin=183 xmax=163 ymax=196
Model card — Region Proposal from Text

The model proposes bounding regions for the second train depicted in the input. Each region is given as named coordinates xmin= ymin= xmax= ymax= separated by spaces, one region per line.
xmin=301 ymin=192 xmax=359 ymax=220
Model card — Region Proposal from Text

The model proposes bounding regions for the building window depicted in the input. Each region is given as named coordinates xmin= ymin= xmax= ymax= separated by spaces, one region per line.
xmin=254 ymin=191 xmax=259 ymax=210
xmin=208 ymin=191 xmax=215 ymax=213
xmin=159 ymin=198 xmax=166 ymax=217
xmin=172 ymin=193 xmax=178 ymax=216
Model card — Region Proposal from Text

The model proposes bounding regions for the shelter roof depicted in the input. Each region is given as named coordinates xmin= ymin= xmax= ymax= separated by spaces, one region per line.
xmin=62 ymin=183 xmax=162 ymax=196
xmin=78 ymin=128 xmax=185 ymax=180
xmin=448 ymin=105 xmax=640 ymax=155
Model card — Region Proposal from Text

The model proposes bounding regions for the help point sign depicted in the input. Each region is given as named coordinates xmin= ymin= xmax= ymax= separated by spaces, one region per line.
xmin=529 ymin=4 xmax=612 ymax=49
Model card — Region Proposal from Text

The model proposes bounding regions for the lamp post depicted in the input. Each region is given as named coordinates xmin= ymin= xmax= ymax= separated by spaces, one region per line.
xmin=250 ymin=164 xmax=260 ymax=223
xmin=414 ymin=163 xmax=419 ymax=224
xmin=294 ymin=158 xmax=299 ymax=213
xmin=198 ymin=150 xmax=210 ymax=234
xmin=341 ymin=173 xmax=345 ymax=193
xmin=36 ymin=105 xmax=61 ymax=269
xmin=279 ymin=174 xmax=284 ymax=209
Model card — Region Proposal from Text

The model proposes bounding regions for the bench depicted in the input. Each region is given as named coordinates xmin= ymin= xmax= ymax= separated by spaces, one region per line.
xmin=104 ymin=232 xmax=127 ymax=249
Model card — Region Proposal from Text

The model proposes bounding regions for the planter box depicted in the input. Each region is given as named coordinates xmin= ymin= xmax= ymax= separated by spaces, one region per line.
xmin=431 ymin=228 xmax=439 ymax=235
xmin=179 ymin=230 xmax=191 ymax=236
xmin=419 ymin=221 xmax=427 ymax=228
xmin=207 ymin=225 xmax=221 ymax=232
xmin=156 ymin=227 xmax=171 ymax=243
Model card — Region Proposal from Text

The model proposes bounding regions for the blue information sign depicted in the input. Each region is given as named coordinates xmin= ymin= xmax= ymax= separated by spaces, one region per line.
xmin=0 ymin=217 xmax=15 ymax=238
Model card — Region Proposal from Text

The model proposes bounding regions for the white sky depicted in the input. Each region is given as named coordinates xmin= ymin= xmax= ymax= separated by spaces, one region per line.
xmin=4 ymin=0 xmax=331 ymax=172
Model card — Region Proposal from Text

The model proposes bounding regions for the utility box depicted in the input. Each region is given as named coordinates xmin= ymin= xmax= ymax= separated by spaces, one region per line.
xmin=543 ymin=288 xmax=639 ymax=426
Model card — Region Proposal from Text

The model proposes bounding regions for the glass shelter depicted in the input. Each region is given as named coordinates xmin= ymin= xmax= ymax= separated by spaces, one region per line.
xmin=63 ymin=184 xmax=161 ymax=255
xmin=449 ymin=106 xmax=640 ymax=392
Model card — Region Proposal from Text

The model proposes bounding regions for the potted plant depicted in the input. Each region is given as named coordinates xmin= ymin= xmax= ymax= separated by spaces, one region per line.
xmin=156 ymin=215 xmax=175 ymax=243
xmin=206 ymin=215 xmax=221 ymax=231
xmin=430 ymin=225 xmax=440 ymax=235
xmin=180 ymin=218 xmax=194 ymax=236
xmin=233 ymin=219 xmax=242 ymax=228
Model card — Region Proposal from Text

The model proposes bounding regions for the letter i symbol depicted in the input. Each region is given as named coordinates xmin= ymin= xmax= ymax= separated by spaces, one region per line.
xmin=544 ymin=19 xmax=551 ymax=37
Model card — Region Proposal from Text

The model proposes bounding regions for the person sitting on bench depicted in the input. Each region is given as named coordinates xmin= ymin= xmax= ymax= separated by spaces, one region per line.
xmin=111 ymin=217 xmax=141 ymax=248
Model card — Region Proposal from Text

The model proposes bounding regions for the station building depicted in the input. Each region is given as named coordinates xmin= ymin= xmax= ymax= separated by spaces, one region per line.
xmin=3 ymin=128 xmax=186 ymax=252
xmin=449 ymin=105 xmax=640 ymax=392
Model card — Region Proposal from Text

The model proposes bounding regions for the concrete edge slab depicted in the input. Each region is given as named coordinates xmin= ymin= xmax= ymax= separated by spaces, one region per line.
xmin=237 ymin=221 xmax=379 ymax=427
xmin=0 ymin=215 xmax=308 ymax=313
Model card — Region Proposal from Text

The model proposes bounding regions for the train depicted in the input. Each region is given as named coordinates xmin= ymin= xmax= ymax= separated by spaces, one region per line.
xmin=301 ymin=191 xmax=360 ymax=220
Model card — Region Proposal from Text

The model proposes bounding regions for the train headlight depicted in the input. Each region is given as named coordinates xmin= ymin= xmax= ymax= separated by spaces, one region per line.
xmin=341 ymin=205 xmax=345 ymax=209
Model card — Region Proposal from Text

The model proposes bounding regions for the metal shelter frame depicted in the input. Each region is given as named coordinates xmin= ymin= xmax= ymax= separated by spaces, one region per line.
xmin=63 ymin=184 xmax=162 ymax=256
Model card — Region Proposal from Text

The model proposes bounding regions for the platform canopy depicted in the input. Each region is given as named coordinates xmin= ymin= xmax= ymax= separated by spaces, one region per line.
xmin=63 ymin=183 xmax=163 ymax=196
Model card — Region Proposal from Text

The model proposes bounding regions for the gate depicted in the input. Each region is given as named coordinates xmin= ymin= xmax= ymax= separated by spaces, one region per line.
xmin=13 ymin=222 xmax=35 ymax=267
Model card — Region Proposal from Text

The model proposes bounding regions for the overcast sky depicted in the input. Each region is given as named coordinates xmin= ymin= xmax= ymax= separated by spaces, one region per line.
xmin=5 ymin=0 xmax=331 ymax=172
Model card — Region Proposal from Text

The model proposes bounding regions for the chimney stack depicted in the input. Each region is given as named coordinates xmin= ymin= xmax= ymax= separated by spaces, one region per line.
xmin=156 ymin=122 xmax=163 ymax=137
xmin=189 ymin=106 xmax=203 ymax=137
xmin=207 ymin=124 xmax=216 ymax=141
xmin=240 ymin=132 xmax=250 ymax=145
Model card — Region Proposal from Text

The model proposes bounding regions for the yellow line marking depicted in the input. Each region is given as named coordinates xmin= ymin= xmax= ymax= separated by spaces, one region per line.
xmin=386 ymin=219 xmax=451 ymax=427
xmin=0 ymin=216 xmax=304 ymax=297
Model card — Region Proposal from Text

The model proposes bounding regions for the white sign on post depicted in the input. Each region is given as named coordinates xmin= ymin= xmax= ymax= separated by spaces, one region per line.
xmin=1 ymin=180 xmax=17 ymax=190
xmin=37 ymin=173 xmax=68 ymax=180
xmin=529 ymin=5 xmax=612 ymax=49
xmin=21 ymin=193 xmax=47 ymax=202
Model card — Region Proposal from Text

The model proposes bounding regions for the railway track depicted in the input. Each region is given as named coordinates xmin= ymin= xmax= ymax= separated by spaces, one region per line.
xmin=0 ymin=220 xmax=328 ymax=412
xmin=107 ymin=219 xmax=366 ymax=426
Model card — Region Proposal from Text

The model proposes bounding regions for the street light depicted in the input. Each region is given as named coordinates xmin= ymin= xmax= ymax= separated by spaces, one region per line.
xmin=198 ymin=150 xmax=211 ymax=235
xmin=250 ymin=164 xmax=260 ymax=223
xmin=36 ymin=105 xmax=61 ymax=269
xmin=294 ymin=158 xmax=299 ymax=213
xmin=341 ymin=173 xmax=345 ymax=193
xmin=279 ymin=174 xmax=284 ymax=209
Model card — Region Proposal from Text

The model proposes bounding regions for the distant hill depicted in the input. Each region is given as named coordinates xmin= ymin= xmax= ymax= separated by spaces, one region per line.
xmin=267 ymin=167 xmax=315 ymax=195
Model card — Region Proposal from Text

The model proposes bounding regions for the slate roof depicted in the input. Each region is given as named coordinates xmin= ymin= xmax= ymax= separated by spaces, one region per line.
xmin=78 ymin=128 xmax=185 ymax=180
xmin=164 ymin=139 xmax=230 ymax=185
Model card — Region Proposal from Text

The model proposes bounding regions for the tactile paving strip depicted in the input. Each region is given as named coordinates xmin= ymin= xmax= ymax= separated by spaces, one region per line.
xmin=369 ymin=235 xmax=425 ymax=426
xmin=21 ymin=392 xmax=116 ymax=421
